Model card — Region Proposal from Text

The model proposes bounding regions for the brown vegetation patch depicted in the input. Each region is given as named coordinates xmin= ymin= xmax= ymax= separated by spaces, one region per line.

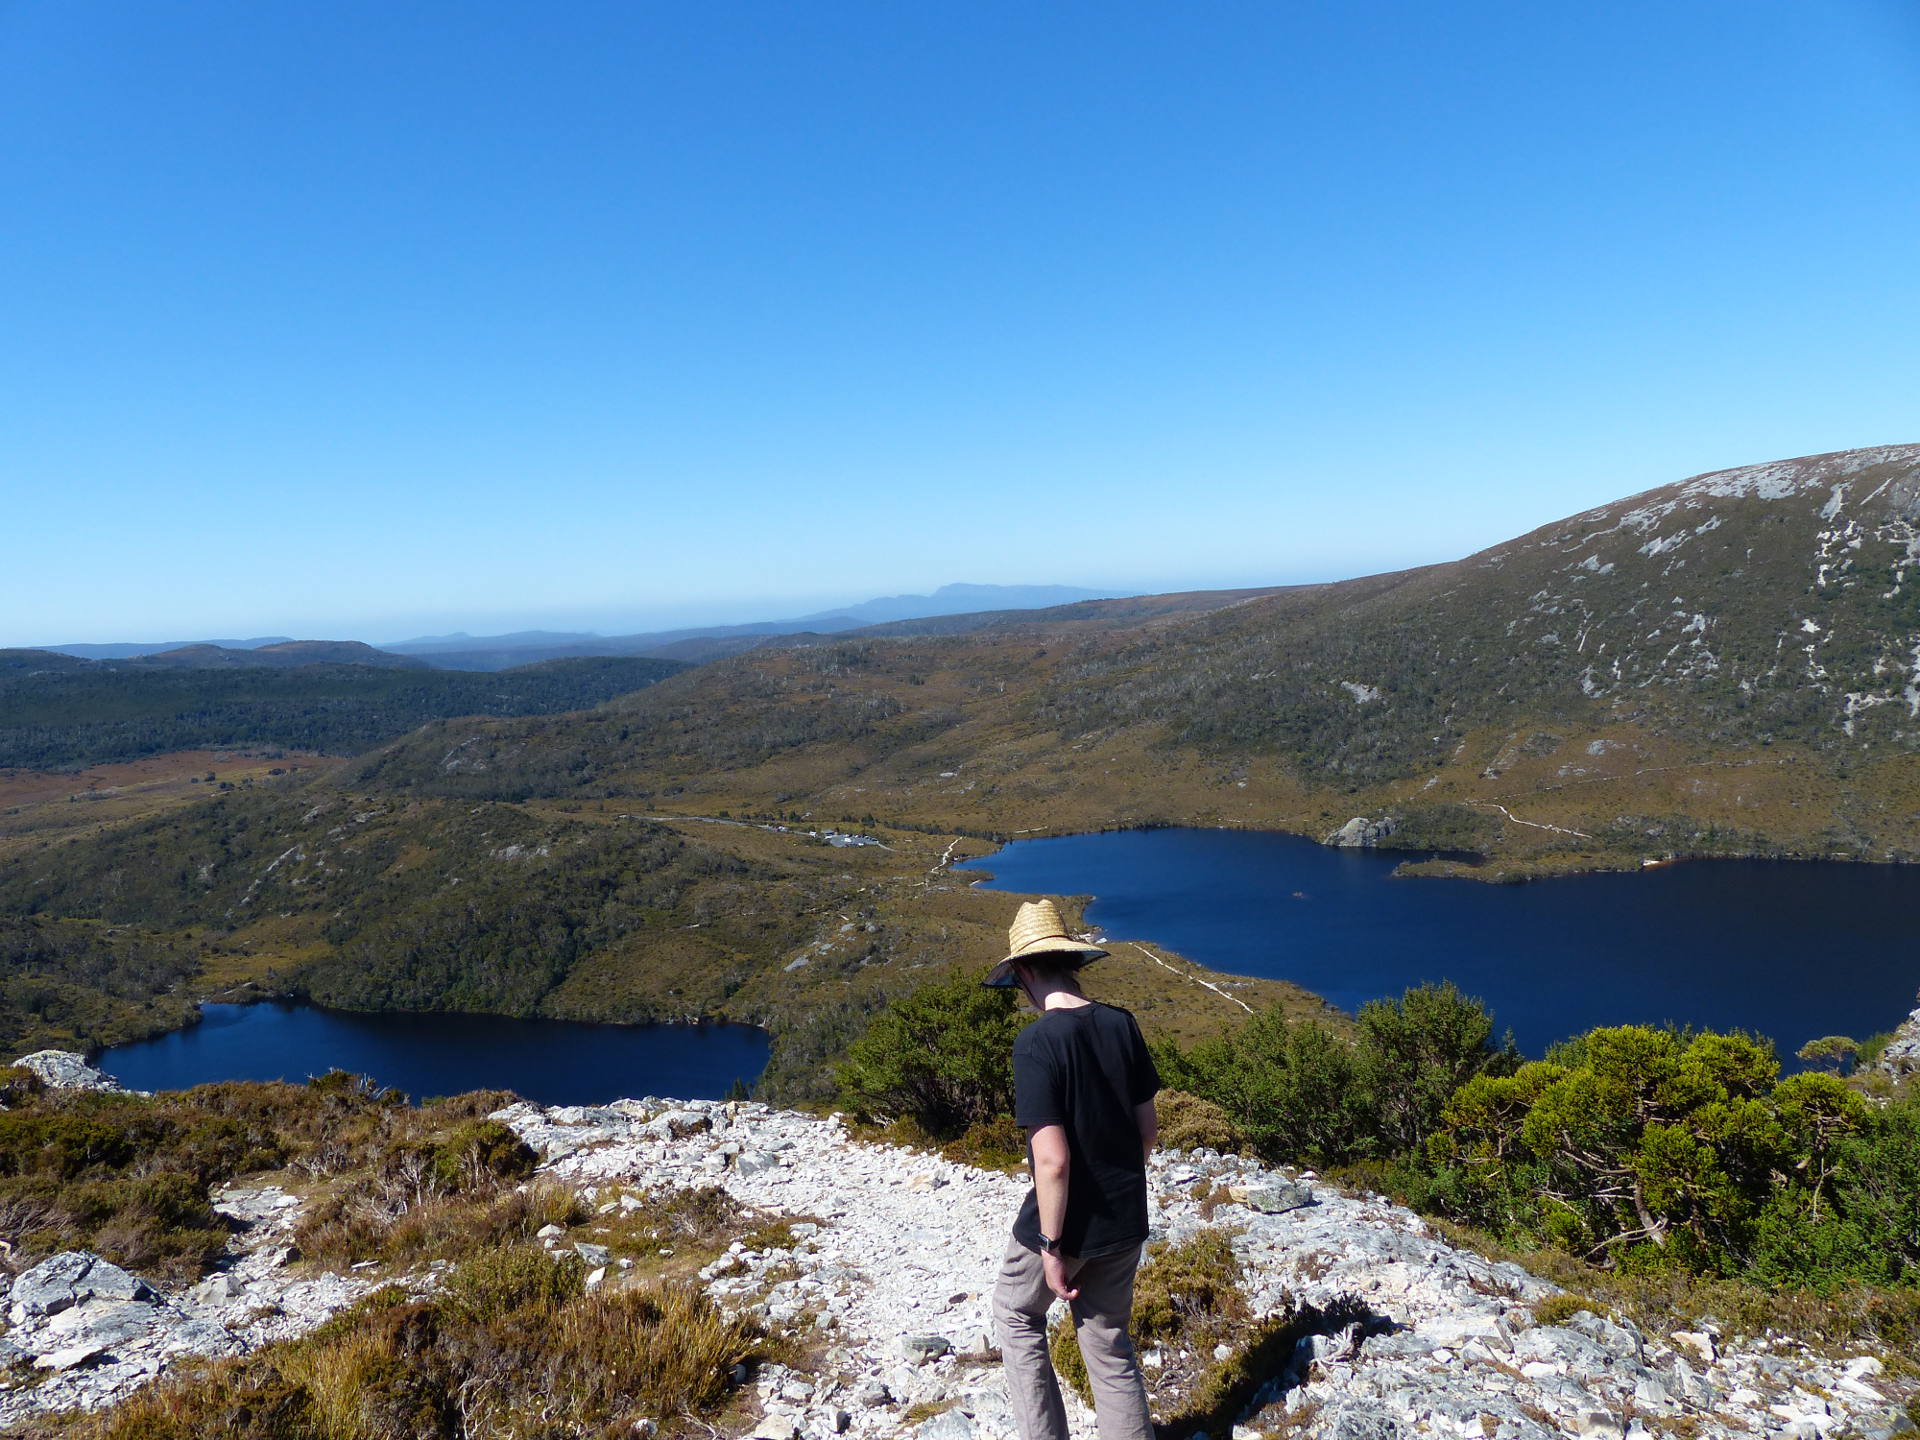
xmin=45 ymin=1257 xmax=771 ymax=1440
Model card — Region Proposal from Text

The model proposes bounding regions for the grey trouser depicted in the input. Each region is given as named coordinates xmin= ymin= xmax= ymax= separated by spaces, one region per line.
xmin=991 ymin=1233 xmax=1154 ymax=1440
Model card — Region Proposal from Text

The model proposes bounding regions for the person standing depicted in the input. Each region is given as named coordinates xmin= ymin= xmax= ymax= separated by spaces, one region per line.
xmin=987 ymin=898 xmax=1160 ymax=1440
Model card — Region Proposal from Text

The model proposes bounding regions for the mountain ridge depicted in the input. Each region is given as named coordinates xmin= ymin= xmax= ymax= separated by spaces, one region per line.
xmin=333 ymin=443 xmax=1920 ymax=874
xmin=380 ymin=584 xmax=1128 ymax=669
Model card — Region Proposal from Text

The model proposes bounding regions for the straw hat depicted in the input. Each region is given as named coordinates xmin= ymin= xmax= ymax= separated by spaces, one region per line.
xmin=982 ymin=898 xmax=1109 ymax=987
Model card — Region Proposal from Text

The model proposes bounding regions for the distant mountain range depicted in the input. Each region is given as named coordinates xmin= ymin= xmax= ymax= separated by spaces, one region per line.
xmin=45 ymin=637 xmax=296 ymax=660
xmin=32 ymin=584 xmax=1126 ymax=674
xmin=378 ymin=584 xmax=1125 ymax=669
xmin=127 ymin=641 xmax=429 ymax=670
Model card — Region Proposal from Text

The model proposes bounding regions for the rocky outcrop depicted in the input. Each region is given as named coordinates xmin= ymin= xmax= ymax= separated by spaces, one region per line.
xmin=8 ymin=1050 xmax=130 ymax=1093
xmin=1875 ymin=994 xmax=1920 ymax=1078
xmin=1323 ymin=815 xmax=1397 ymax=848
xmin=0 ymin=1187 xmax=384 ymax=1426
xmin=1 ymin=1252 xmax=236 ymax=1414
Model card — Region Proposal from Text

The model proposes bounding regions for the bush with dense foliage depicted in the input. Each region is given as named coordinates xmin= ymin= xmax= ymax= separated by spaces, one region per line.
xmin=833 ymin=972 xmax=1027 ymax=1139
xmin=1155 ymin=982 xmax=1517 ymax=1167
xmin=1425 ymin=1025 xmax=1885 ymax=1279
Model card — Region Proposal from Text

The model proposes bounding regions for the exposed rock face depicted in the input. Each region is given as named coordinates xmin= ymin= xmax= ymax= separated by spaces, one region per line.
xmin=1324 ymin=816 xmax=1397 ymax=848
xmin=8 ymin=1049 xmax=129 ymax=1093
xmin=1875 ymin=994 xmax=1920 ymax=1078
xmin=2 ymin=1252 xmax=236 ymax=1414
xmin=0 ymin=1187 xmax=383 ymax=1427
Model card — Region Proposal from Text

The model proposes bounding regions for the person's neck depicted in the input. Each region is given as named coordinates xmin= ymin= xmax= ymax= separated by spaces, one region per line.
xmin=1030 ymin=979 xmax=1092 ymax=1012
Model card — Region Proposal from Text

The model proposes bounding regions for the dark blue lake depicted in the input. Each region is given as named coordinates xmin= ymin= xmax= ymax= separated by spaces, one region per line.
xmin=960 ymin=828 xmax=1920 ymax=1058
xmin=97 ymin=1002 xmax=770 ymax=1106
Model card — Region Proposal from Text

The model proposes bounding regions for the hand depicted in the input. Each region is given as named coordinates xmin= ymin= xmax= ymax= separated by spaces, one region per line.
xmin=1042 ymin=1250 xmax=1078 ymax=1302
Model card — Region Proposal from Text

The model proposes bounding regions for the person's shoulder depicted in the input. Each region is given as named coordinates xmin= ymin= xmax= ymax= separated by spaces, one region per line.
xmin=1090 ymin=1000 xmax=1142 ymax=1028
xmin=1012 ymin=1016 xmax=1053 ymax=1054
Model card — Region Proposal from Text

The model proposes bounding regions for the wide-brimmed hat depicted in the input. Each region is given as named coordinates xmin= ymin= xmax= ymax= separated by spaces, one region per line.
xmin=982 ymin=899 xmax=1109 ymax=987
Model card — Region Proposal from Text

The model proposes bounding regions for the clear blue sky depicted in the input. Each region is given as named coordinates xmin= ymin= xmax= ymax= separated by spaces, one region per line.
xmin=7 ymin=1 xmax=1919 ymax=644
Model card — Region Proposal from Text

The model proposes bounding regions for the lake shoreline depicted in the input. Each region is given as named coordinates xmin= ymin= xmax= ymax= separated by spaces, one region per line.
xmin=959 ymin=826 xmax=1920 ymax=1060
xmin=93 ymin=999 xmax=772 ymax=1105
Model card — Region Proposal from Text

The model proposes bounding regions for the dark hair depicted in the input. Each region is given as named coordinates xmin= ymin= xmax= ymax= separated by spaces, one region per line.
xmin=1016 ymin=953 xmax=1086 ymax=986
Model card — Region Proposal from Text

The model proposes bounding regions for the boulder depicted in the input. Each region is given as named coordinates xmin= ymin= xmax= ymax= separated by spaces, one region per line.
xmin=915 ymin=1411 xmax=977 ymax=1440
xmin=1324 ymin=816 xmax=1398 ymax=849
xmin=1235 ymin=1181 xmax=1314 ymax=1215
xmin=9 ymin=1253 xmax=153 ymax=1323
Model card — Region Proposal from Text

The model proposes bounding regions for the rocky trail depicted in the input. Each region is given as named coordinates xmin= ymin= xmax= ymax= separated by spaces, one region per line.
xmin=1 ymin=1057 xmax=1915 ymax=1438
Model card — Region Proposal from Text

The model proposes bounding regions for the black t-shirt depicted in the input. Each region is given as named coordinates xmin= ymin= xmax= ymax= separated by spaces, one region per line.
xmin=1011 ymin=1000 xmax=1161 ymax=1260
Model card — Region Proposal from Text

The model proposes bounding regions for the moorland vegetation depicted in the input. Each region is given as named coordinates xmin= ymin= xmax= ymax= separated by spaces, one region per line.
xmin=0 ymin=654 xmax=685 ymax=770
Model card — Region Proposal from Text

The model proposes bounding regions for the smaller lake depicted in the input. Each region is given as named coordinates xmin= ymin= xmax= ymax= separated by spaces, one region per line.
xmin=960 ymin=828 xmax=1920 ymax=1058
xmin=98 ymin=1002 xmax=770 ymax=1107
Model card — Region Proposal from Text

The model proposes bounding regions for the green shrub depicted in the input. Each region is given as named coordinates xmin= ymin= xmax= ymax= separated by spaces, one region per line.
xmin=1532 ymin=1293 xmax=1606 ymax=1327
xmin=442 ymin=1243 xmax=585 ymax=1323
xmin=428 ymin=1120 xmax=537 ymax=1193
xmin=834 ymin=973 xmax=1027 ymax=1139
xmin=1355 ymin=981 xmax=1518 ymax=1154
xmin=1425 ymin=1026 xmax=1882 ymax=1278
xmin=1169 ymin=1009 xmax=1368 ymax=1165
xmin=1159 ymin=984 xmax=1514 ymax=1168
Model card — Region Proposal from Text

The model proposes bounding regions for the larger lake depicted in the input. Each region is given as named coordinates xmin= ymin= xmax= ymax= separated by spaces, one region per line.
xmin=98 ymin=1002 xmax=770 ymax=1106
xmin=960 ymin=828 xmax=1920 ymax=1058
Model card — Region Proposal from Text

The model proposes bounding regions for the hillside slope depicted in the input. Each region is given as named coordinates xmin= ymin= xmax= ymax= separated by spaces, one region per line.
xmin=344 ymin=445 xmax=1920 ymax=871
xmin=0 ymin=654 xmax=688 ymax=769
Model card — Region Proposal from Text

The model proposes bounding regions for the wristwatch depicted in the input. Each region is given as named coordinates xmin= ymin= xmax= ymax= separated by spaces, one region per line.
xmin=1037 ymin=1233 xmax=1063 ymax=1256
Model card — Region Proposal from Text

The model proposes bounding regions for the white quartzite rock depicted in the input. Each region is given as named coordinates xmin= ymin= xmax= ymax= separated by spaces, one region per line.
xmin=1323 ymin=816 xmax=1397 ymax=848
xmin=1875 ymin=993 xmax=1920 ymax=1077
xmin=7 ymin=1049 xmax=131 ymax=1093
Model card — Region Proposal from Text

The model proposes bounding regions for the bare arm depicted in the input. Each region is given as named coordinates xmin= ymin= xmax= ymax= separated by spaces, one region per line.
xmin=1029 ymin=1124 xmax=1071 ymax=1241
xmin=1135 ymin=1099 xmax=1158 ymax=1162
xmin=1027 ymin=1124 xmax=1078 ymax=1300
